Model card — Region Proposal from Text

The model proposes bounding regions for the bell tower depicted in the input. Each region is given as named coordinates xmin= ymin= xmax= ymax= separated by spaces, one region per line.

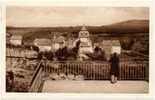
xmin=79 ymin=25 xmax=90 ymax=38
xmin=78 ymin=25 xmax=93 ymax=60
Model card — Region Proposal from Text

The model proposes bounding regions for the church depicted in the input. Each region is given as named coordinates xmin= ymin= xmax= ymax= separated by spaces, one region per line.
xmin=75 ymin=25 xmax=93 ymax=60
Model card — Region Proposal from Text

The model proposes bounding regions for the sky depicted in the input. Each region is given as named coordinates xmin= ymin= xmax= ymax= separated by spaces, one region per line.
xmin=6 ymin=7 xmax=149 ymax=27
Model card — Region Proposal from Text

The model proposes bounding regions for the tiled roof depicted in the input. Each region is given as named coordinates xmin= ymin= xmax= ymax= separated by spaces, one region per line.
xmin=34 ymin=38 xmax=51 ymax=46
xmin=10 ymin=35 xmax=22 ymax=40
xmin=54 ymin=36 xmax=65 ymax=43
xmin=81 ymin=26 xmax=87 ymax=31
xmin=112 ymin=40 xmax=121 ymax=46
xmin=102 ymin=40 xmax=120 ymax=46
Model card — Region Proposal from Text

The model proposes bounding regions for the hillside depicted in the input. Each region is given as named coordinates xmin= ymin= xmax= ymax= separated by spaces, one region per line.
xmin=6 ymin=19 xmax=149 ymax=43
xmin=104 ymin=20 xmax=149 ymax=34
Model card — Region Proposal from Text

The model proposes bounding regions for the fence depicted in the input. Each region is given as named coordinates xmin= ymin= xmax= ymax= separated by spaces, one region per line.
xmin=29 ymin=60 xmax=43 ymax=92
xmin=29 ymin=60 xmax=149 ymax=92
xmin=43 ymin=61 xmax=110 ymax=80
xmin=119 ymin=62 xmax=148 ymax=80
xmin=6 ymin=47 xmax=38 ymax=58
xmin=43 ymin=61 xmax=148 ymax=80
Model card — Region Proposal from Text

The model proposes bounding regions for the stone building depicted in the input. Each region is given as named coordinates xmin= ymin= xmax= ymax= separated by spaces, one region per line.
xmin=33 ymin=38 xmax=52 ymax=52
xmin=52 ymin=35 xmax=66 ymax=52
xmin=10 ymin=35 xmax=23 ymax=46
xmin=73 ymin=25 xmax=93 ymax=60
xmin=78 ymin=26 xmax=93 ymax=53
xmin=66 ymin=37 xmax=75 ymax=49
xmin=101 ymin=40 xmax=121 ymax=60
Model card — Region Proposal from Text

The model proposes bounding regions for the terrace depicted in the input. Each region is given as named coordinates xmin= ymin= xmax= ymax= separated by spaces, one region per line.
xmin=29 ymin=60 xmax=149 ymax=93
xmin=42 ymin=80 xmax=148 ymax=93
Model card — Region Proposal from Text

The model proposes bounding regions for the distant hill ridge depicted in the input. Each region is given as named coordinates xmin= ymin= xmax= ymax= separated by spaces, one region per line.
xmin=7 ymin=19 xmax=149 ymax=43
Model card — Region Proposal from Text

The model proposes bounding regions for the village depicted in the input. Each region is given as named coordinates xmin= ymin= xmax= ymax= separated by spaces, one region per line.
xmin=6 ymin=25 xmax=149 ymax=92
xmin=6 ymin=21 xmax=148 ymax=92
xmin=7 ymin=25 xmax=121 ymax=61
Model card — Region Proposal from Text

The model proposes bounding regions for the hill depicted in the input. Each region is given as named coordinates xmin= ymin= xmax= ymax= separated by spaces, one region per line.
xmin=6 ymin=19 xmax=149 ymax=43
xmin=104 ymin=20 xmax=149 ymax=34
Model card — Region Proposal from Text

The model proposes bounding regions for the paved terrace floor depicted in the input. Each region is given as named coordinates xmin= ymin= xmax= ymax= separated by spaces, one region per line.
xmin=42 ymin=80 xmax=149 ymax=93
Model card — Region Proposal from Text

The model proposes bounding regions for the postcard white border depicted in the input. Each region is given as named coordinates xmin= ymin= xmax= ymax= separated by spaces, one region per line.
xmin=0 ymin=0 xmax=154 ymax=100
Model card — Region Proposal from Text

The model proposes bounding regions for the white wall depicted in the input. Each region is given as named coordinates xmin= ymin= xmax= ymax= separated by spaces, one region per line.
xmin=53 ymin=43 xmax=60 ymax=50
xmin=79 ymin=46 xmax=93 ymax=54
xmin=111 ymin=46 xmax=121 ymax=54
xmin=10 ymin=40 xmax=22 ymax=46
xmin=39 ymin=46 xmax=52 ymax=52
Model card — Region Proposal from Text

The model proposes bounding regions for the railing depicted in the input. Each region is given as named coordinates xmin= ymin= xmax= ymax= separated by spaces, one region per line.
xmin=44 ymin=61 xmax=110 ymax=80
xmin=119 ymin=62 xmax=149 ymax=80
xmin=43 ymin=61 xmax=148 ymax=80
xmin=29 ymin=60 xmax=44 ymax=92
xmin=29 ymin=60 xmax=149 ymax=92
xmin=6 ymin=47 xmax=38 ymax=58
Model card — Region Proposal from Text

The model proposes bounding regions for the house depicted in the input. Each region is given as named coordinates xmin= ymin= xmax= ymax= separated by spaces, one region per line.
xmin=101 ymin=40 xmax=121 ymax=60
xmin=66 ymin=38 xmax=75 ymax=49
xmin=10 ymin=35 xmax=23 ymax=46
xmin=52 ymin=35 xmax=66 ymax=51
xmin=111 ymin=40 xmax=121 ymax=54
xmin=33 ymin=38 xmax=52 ymax=52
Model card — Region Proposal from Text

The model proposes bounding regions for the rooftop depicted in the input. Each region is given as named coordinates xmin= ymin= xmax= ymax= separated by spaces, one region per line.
xmin=34 ymin=38 xmax=51 ymax=46
xmin=10 ymin=35 xmax=22 ymax=40
xmin=81 ymin=25 xmax=87 ymax=31
xmin=102 ymin=40 xmax=120 ymax=46
xmin=54 ymin=36 xmax=65 ymax=43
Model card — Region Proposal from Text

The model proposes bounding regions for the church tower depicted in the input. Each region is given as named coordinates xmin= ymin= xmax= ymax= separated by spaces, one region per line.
xmin=79 ymin=25 xmax=90 ymax=38
xmin=78 ymin=25 xmax=93 ymax=60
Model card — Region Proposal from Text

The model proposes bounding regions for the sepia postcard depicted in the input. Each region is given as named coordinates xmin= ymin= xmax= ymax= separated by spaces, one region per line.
xmin=5 ymin=6 xmax=149 ymax=93
xmin=0 ymin=0 xmax=154 ymax=100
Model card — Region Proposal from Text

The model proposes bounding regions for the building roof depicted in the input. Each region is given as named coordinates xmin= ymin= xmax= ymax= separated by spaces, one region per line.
xmin=34 ymin=38 xmax=51 ymax=46
xmin=102 ymin=40 xmax=120 ymax=46
xmin=79 ymin=26 xmax=90 ymax=38
xmin=112 ymin=40 xmax=121 ymax=46
xmin=81 ymin=25 xmax=87 ymax=31
xmin=54 ymin=36 xmax=65 ymax=43
xmin=10 ymin=35 xmax=22 ymax=40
